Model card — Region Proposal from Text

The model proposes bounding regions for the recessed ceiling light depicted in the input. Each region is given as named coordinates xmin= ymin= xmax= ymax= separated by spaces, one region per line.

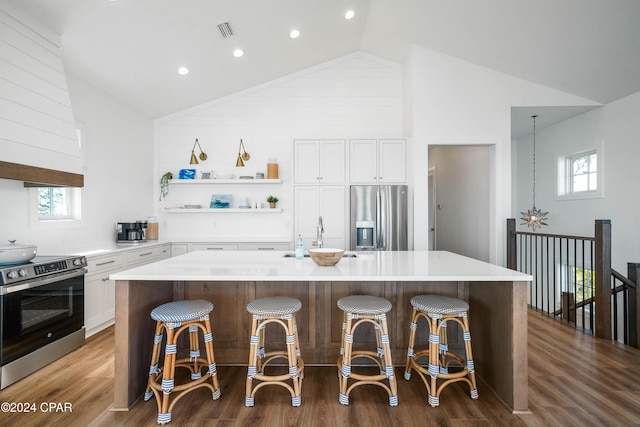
xmin=178 ymin=67 xmax=189 ymax=75
xmin=233 ymin=49 xmax=244 ymax=58
xmin=290 ymin=29 xmax=300 ymax=39
xmin=345 ymin=10 xmax=355 ymax=20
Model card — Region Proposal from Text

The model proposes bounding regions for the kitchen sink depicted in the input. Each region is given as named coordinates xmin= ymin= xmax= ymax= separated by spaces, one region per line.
xmin=283 ymin=252 xmax=357 ymax=258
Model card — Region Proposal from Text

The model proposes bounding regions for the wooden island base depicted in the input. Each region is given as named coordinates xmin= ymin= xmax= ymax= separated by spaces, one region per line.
xmin=114 ymin=278 xmax=527 ymax=413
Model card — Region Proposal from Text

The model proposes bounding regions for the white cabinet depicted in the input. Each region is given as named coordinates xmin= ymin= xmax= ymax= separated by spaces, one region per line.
xmin=125 ymin=244 xmax=171 ymax=268
xmin=294 ymin=140 xmax=346 ymax=184
xmin=171 ymin=243 xmax=188 ymax=257
xmin=84 ymin=253 xmax=125 ymax=337
xmin=349 ymin=139 xmax=406 ymax=184
xmin=240 ymin=243 xmax=291 ymax=251
xmin=294 ymin=186 xmax=346 ymax=250
xmin=84 ymin=243 xmax=170 ymax=337
xmin=190 ymin=243 xmax=239 ymax=251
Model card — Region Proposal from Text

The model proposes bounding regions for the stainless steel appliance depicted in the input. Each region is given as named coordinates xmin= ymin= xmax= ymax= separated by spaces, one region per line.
xmin=116 ymin=220 xmax=147 ymax=243
xmin=350 ymin=185 xmax=408 ymax=251
xmin=0 ymin=254 xmax=87 ymax=389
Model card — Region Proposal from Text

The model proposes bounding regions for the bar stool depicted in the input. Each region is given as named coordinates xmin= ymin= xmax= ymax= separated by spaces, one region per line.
xmin=144 ymin=299 xmax=221 ymax=424
xmin=404 ymin=294 xmax=478 ymax=407
xmin=245 ymin=296 xmax=304 ymax=407
xmin=337 ymin=295 xmax=398 ymax=406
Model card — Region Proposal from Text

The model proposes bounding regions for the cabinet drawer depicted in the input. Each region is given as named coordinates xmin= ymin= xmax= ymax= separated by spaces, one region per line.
xmin=240 ymin=243 xmax=291 ymax=251
xmin=190 ymin=243 xmax=239 ymax=251
xmin=126 ymin=244 xmax=170 ymax=267
xmin=86 ymin=253 xmax=126 ymax=275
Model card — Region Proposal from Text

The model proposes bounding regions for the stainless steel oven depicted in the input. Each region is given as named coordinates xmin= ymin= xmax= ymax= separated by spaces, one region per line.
xmin=0 ymin=255 xmax=87 ymax=389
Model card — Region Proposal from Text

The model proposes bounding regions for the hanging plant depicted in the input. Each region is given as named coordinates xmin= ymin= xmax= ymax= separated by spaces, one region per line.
xmin=160 ymin=172 xmax=173 ymax=201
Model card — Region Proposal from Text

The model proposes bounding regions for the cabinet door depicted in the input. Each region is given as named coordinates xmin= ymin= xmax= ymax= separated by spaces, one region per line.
xmin=379 ymin=139 xmax=406 ymax=183
xmin=172 ymin=243 xmax=188 ymax=256
xmin=319 ymin=140 xmax=346 ymax=184
xmin=294 ymin=186 xmax=320 ymax=248
xmin=349 ymin=139 xmax=378 ymax=183
xmin=319 ymin=186 xmax=346 ymax=249
xmin=294 ymin=140 xmax=321 ymax=183
xmin=294 ymin=185 xmax=346 ymax=249
xmin=84 ymin=272 xmax=116 ymax=337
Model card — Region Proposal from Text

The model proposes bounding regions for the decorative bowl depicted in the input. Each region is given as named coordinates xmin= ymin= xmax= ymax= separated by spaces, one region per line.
xmin=309 ymin=248 xmax=344 ymax=266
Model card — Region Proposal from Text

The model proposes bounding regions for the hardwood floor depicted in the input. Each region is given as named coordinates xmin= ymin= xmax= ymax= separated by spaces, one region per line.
xmin=1 ymin=309 xmax=639 ymax=426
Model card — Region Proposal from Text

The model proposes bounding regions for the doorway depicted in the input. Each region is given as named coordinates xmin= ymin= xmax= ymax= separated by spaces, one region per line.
xmin=428 ymin=167 xmax=436 ymax=250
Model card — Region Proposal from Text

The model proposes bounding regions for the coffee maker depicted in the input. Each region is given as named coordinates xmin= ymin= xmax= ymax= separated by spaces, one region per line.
xmin=116 ymin=221 xmax=147 ymax=243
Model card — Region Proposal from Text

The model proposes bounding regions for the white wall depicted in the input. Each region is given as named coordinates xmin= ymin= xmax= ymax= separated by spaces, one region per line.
xmin=513 ymin=91 xmax=640 ymax=273
xmin=405 ymin=45 xmax=600 ymax=264
xmin=0 ymin=72 xmax=154 ymax=254
xmin=154 ymin=53 xmax=404 ymax=242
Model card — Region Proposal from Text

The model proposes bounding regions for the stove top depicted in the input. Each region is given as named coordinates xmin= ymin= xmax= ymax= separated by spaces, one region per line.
xmin=0 ymin=255 xmax=88 ymax=286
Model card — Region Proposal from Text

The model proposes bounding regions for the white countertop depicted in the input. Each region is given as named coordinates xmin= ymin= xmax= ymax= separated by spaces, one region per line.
xmin=109 ymin=250 xmax=532 ymax=282
xmin=72 ymin=240 xmax=171 ymax=257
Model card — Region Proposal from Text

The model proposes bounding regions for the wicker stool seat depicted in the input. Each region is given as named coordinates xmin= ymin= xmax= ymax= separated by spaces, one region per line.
xmin=337 ymin=295 xmax=398 ymax=406
xmin=404 ymin=295 xmax=478 ymax=407
xmin=144 ymin=300 xmax=220 ymax=424
xmin=245 ymin=296 xmax=304 ymax=407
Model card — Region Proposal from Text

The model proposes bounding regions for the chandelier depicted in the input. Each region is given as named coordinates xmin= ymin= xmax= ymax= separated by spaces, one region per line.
xmin=520 ymin=115 xmax=549 ymax=231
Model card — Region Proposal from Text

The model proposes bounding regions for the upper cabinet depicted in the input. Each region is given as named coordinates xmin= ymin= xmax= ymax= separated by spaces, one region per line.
xmin=294 ymin=140 xmax=346 ymax=184
xmin=349 ymin=139 xmax=406 ymax=184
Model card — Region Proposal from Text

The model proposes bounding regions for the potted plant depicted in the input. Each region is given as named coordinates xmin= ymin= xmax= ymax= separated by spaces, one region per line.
xmin=159 ymin=172 xmax=173 ymax=201
xmin=267 ymin=195 xmax=279 ymax=208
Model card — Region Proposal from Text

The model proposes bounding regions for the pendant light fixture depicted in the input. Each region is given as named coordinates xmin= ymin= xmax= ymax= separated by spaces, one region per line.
xmin=520 ymin=115 xmax=549 ymax=231
xmin=189 ymin=138 xmax=207 ymax=164
xmin=236 ymin=139 xmax=250 ymax=167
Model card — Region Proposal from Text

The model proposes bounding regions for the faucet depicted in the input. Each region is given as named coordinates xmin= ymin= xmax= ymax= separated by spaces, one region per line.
xmin=314 ymin=216 xmax=324 ymax=248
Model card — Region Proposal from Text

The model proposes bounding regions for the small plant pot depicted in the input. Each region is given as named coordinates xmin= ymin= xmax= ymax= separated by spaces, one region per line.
xmin=269 ymin=202 xmax=277 ymax=208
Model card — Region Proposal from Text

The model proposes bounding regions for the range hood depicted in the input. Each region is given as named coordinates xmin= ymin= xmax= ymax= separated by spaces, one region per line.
xmin=0 ymin=4 xmax=84 ymax=189
xmin=0 ymin=161 xmax=84 ymax=187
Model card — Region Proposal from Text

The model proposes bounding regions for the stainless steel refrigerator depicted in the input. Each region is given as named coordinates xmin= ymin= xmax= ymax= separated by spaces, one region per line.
xmin=350 ymin=185 xmax=408 ymax=251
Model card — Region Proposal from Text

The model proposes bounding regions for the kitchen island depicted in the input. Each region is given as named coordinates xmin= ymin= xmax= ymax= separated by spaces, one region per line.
xmin=110 ymin=250 xmax=531 ymax=413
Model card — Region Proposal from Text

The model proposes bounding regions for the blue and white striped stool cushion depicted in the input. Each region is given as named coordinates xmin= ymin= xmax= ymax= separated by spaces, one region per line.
xmin=150 ymin=300 xmax=213 ymax=322
xmin=246 ymin=297 xmax=302 ymax=316
xmin=410 ymin=295 xmax=468 ymax=315
xmin=337 ymin=295 xmax=392 ymax=315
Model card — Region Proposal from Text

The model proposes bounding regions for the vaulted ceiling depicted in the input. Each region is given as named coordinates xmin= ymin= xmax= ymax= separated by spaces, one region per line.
xmin=10 ymin=0 xmax=640 ymax=135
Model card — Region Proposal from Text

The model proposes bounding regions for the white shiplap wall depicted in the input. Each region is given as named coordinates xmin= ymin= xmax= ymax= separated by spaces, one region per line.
xmin=154 ymin=53 xmax=404 ymax=242
xmin=0 ymin=2 xmax=81 ymax=173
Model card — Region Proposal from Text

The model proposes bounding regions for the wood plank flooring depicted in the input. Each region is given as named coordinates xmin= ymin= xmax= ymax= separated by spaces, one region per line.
xmin=0 ymin=309 xmax=639 ymax=426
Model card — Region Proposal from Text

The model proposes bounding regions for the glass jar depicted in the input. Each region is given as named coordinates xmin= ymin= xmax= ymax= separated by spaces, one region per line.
xmin=267 ymin=158 xmax=279 ymax=179
xmin=146 ymin=217 xmax=158 ymax=240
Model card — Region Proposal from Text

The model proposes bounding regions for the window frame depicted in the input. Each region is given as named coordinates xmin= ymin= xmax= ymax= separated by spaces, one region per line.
xmin=29 ymin=186 xmax=85 ymax=230
xmin=555 ymin=141 xmax=604 ymax=201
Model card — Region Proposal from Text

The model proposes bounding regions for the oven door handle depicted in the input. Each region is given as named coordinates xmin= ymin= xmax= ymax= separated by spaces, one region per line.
xmin=1 ymin=268 xmax=87 ymax=295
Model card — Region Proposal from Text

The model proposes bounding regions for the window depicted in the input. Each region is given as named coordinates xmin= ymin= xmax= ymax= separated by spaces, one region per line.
xmin=37 ymin=187 xmax=76 ymax=219
xmin=556 ymin=142 xmax=603 ymax=200
xmin=569 ymin=150 xmax=597 ymax=193
xmin=30 ymin=186 xmax=82 ymax=228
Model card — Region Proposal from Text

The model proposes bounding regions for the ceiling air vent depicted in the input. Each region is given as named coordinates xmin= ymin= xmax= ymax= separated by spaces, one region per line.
xmin=217 ymin=21 xmax=234 ymax=38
